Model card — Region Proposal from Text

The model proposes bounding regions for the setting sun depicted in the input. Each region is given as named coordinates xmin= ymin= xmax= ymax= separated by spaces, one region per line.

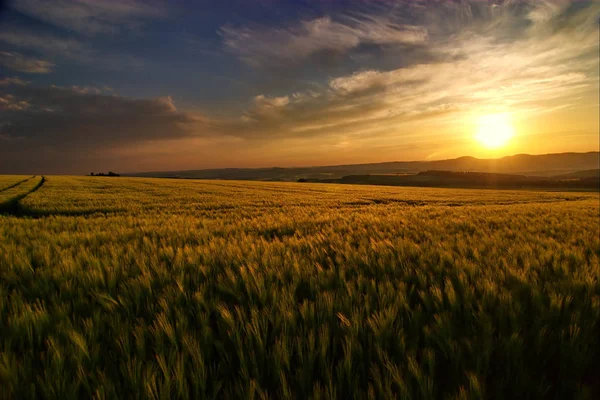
xmin=475 ymin=114 xmax=515 ymax=149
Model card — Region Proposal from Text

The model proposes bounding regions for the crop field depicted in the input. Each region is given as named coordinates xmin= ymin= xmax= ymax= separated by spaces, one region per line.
xmin=0 ymin=176 xmax=599 ymax=399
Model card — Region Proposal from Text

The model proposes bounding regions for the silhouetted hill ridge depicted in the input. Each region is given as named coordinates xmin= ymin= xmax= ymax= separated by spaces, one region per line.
xmin=126 ymin=152 xmax=599 ymax=181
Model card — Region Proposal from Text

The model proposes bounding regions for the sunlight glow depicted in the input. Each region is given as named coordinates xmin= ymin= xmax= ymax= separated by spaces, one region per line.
xmin=475 ymin=114 xmax=515 ymax=149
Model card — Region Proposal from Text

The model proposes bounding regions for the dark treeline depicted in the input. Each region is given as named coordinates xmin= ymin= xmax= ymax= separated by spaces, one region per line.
xmin=90 ymin=172 xmax=120 ymax=177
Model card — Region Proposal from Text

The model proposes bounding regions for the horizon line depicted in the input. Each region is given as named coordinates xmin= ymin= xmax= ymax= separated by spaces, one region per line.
xmin=122 ymin=150 xmax=600 ymax=176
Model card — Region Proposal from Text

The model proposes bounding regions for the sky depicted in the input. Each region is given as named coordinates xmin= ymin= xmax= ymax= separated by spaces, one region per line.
xmin=0 ymin=0 xmax=598 ymax=174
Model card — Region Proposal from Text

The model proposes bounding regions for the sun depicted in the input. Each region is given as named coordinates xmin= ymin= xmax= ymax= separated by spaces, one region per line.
xmin=475 ymin=114 xmax=515 ymax=149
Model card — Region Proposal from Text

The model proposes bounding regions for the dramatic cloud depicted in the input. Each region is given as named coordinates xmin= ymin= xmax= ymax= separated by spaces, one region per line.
xmin=0 ymin=80 xmax=200 ymax=157
xmin=0 ymin=51 xmax=55 ymax=73
xmin=221 ymin=14 xmax=428 ymax=67
xmin=0 ymin=79 xmax=229 ymax=173
xmin=1 ymin=0 xmax=598 ymax=173
xmin=222 ymin=0 xmax=599 ymax=140
xmin=10 ymin=0 xmax=164 ymax=35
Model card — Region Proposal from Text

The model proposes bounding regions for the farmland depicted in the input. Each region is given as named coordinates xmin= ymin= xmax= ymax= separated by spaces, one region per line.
xmin=1 ymin=176 xmax=599 ymax=399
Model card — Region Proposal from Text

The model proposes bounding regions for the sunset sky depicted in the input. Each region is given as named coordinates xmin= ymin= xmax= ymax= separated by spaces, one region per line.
xmin=0 ymin=0 xmax=598 ymax=174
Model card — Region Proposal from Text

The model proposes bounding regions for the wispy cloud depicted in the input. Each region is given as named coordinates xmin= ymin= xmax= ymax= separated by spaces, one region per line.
xmin=216 ymin=0 xmax=599 ymax=141
xmin=0 ymin=0 xmax=165 ymax=70
xmin=6 ymin=1 xmax=594 ymax=158
xmin=10 ymin=0 xmax=164 ymax=36
xmin=0 ymin=29 xmax=85 ymax=57
xmin=221 ymin=14 xmax=428 ymax=67
xmin=1 ymin=0 xmax=597 ymax=173
xmin=0 ymin=76 xmax=28 ymax=86
xmin=0 ymin=51 xmax=55 ymax=73
xmin=0 ymin=94 xmax=30 ymax=111
xmin=0 ymin=27 xmax=144 ymax=70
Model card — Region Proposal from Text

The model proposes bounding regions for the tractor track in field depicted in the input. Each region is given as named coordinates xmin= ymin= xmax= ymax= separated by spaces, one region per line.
xmin=0 ymin=177 xmax=104 ymax=218
xmin=0 ymin=176 xmax=35 ymax=193
xmin=0 ymin=176 xmax=46 ymax=216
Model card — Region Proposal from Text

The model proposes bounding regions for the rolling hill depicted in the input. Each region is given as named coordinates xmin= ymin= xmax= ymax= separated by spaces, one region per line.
xmin=126 ymin=152 xmax=599 ymax=181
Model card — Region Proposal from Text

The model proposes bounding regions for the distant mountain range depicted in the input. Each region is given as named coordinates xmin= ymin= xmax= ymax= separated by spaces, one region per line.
xmin=127 ymin=152 xmax=599 ymax=182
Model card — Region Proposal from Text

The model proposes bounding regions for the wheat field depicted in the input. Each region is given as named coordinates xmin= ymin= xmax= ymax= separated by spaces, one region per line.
xmin=1 ymin=176 xmax=599 ymax=399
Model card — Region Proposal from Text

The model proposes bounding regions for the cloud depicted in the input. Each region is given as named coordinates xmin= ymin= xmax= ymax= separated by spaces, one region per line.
xmin=0 ymin=81 xmax=199 ymax=152
xmin=1 ymin=0 xmax=598 ymax=173
xmin=0 ymin=94 xmax=30 ymax=111
xmin=221 ymin=14 xmax=428 ymax=67
xmin=230 ymin=1 xmax=597 ymax=131
xmin=0 ymin=29 xmax=85 ymax=57
xmin=0 ymin=1 xmax=164 ymax=69
xmin=9 ymin=0 xmax=164 ymax=36
xmin=0 ymin=51 xmax=55 ymax=73
xmin=0 ymin=28 xmax=144 ymax=69
xmin=0 ymin=76 xmax=27 ymax=86
xmin=68 ymin=85 xmax=115 ymax=95
xmin=24 ymin=0 xmax=585 ymax=151
xmin=0 ymin=79 xmax=226 ymax=173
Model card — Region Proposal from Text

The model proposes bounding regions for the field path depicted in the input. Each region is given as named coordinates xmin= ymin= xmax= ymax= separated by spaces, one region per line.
xmin=0 ymin=175 xmax=35 ymax=193
xmin=0 ymin=176 xmax=45 ymax=215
